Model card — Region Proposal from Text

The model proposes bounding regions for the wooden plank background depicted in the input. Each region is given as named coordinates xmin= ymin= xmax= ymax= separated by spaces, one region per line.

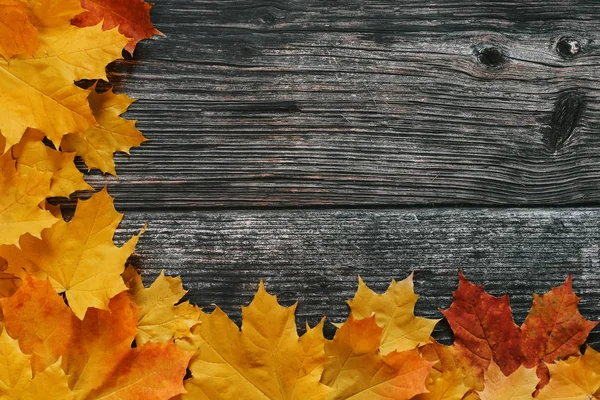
xmin=89 ymin=0 xmax=600 ymax=345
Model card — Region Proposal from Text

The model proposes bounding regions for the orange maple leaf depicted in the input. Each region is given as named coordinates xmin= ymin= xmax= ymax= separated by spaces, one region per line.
xmin=321 ymin=314 xmax=433 ymax=400
xmin=72 ymin=0 xmax=162 ymax=54
xmin=0 ymin=275 xmax=192 ymax=399
xmin=442 ymin=272 xmax=598 ymax=391
xmin=0 ymin=0 xmax=39 ymax=59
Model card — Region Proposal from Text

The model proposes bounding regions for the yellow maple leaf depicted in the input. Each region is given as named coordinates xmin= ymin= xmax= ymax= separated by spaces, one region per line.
xmin=321 ymin=314 xmax=433 ymax=400
xmin=62 ymin=87 xmax=148 ymax=176
xmin=123 ymin=265 xmax=202 ymax=345
xmin=13 ymin=129 xmax=92 ymax=197
xmin=0 ymin=329 xmax=75 ymax=399
xmin=0 ymin=189 xmax=143 ymax=318
xmin=0 ymin=0 xmax=39 ymax=59
xmin=537 ymin=347 xmax=600 ymax=399
xmin=0 ymin=149 xmax=57 ymax=246
xmin=24 ymin=0 xmax=85 ymax=29
xmin=180 ymin=282 xmax=332 ymax=400
xmin=347 ymin=274 xmax=439 ymax=354
xmin=0 ymin=0 xmax=128 ymax=150
xmin=415 ymin=341 xmax=469 ymax=400
xmin=477 ymin=361 xmax=538 ymax=400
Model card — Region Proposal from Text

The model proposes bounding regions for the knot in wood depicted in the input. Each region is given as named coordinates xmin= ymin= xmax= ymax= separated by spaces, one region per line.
xmin=476 ymin=47 xmax=507 ymax=67
xmin=545 ymin=90 xmax=585 ymax=153
xmin=556 ymin=36 xmax=582 ymax=58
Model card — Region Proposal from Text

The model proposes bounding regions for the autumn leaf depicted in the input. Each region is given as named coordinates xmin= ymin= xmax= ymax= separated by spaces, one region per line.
xmin=322 ymin=314 xmax=433 ymax=400
xmin=72 ymin=0 xmax=162 ymax=54
xmin=1 ymin=275 xmax=77 ymax=374
xmin=0 ymin=188 xmax=143 ymax=319
xmin=0 ymin=0 xmax=128 ymax=150
xmin=1 ymin=275 xmax=192 ymax=399
xmin=537 ymin=346 xmax=600 ymax=399
xmin=13 ymin=129 xmax=92 ymax=197
xmin=477 ymin=361 xmax=538 ymax=400
xmin=0 ymin=0 xmax=39 ymax=59
xmin=25 ymin=0 xmax=85 ymax=29
xmin=181 ymin=281 xmax=332 ymax=400
xmin=61 ymin=87 xmax=147 ymax=176
xmin=0 ymin=329 xmax=74 ymax=399
xmin=442 ymin=272 xmax=525 ymax=389
xmin=0 ymin=149 xmax=57 ymax=246
xmin=65 ymin=293 xmax=191 ymax=399
xmin=415 ymin=341 xmax=469 ymax=400
xmin=123 ymin=265 xmax=202 ymax=345
xmin=347 ymin=274 xmax=439 ymax=354
xmin=521 ymin=275 xmax=597 ymax=387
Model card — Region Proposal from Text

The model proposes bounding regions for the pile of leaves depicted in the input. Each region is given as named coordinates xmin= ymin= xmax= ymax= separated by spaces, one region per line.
xmin=1 ymin=0 xmax=599 ymax=398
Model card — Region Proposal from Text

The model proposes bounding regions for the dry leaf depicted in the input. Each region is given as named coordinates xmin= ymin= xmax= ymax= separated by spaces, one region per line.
xmin=537 ymin=347 xmax=600 ymax=399
xmin=442 ymin=272 xmax=524 ymax=389
xmin=347 ymin=274 xmax=439 ymax=354
xmin=0 ymin=149 xmax=57 ymax=246
xmin=0 ymin=0 xmax=39 ymax=59
xmin=415 ymin=341 xmax=469 ymax=400
xmin=0 ymin=329 xmax=74 ymax=399
xmin=181 ymin=282 xmax=332 ymax=400
xmin=477 ymin=361 xmax=538 ymax=400
xmin=1 ymin=275 xmax=77 ymax=374
xmin=0 ymin=275 xmax=191 ymax=399
xmin=13 ymin=129 xmax=92 ymax=197
xmin=123 ymin=265 xmax=202 ymax=345
xmin=61 ymin=87 xmax=147 ymax=176
xmin=0 ymin=188 xmax=143 ymax=318
xmin=72 ymin=0 xmax=162 ymax=54
xmin=322 ymin=314 xmax=433 ymax=400
xmin=0 ymin=0 xmax=128 ymax=150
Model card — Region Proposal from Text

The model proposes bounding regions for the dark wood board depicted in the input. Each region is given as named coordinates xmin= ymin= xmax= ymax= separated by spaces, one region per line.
xmin=115 ymin=208 xmax=600 ymax=346
xmin=83 ymin=0 xmax=600 ymax=209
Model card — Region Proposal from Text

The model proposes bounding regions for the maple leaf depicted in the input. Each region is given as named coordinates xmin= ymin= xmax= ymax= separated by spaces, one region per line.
xmin=441 ymin=273 xmax=597 ymax=391
xmin=521 ymin=275 xmax=597 ymax=387
xmin=0 ymin=329 xmax=74 ymax=399
xmin=0 ymin=275 xmax=77 ymax=374
xmin=25 ymin=0 xmax=85 ymax=29
xmin=0 ymin=0 xmax=128 ymax=150
xmin=537 ymin=346 xmax=600 ymax=399
xmin=180 ymin=281 xmax=332 ymax=400
xmin=415 ymin=341 xmax=469 ymax=400
xmin=1 ymin=275 xmax=192 ymax=399
xmin=0 ymin=0 xmax=39 ymax=59
xmin=347 ymin=274 xmax=439 ymax=354
xmin=321 ymin=314 xmax=433 ymax=400
xmin=13 ymin=129 xmax=92 ymax=197
xmin=72 ymin=0 xmax=162 ymax=54
xmin=0 ymin=149 xmax=57 ymax=246
xmin=477 ymin=361 xmax=538 ymax=400
xmin=441 ymin=272 xmax=524 ymax=389
xmin=0 ymin=188 xmax=143 ymax=318
xmin=123 ymin=265 xmax=202 ymax=345
xmin=61 ymin=87 xmax=147 ymax=176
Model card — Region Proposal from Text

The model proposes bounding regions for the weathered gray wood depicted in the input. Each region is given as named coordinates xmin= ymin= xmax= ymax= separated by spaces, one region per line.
xmin=77 ymin=0 xmax=600 ymax=209
xmin=115 ymin=208 xmax=600 ymax=345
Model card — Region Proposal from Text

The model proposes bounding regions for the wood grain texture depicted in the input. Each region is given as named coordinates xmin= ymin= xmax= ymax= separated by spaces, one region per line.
xmin=115 ymin=208 xmax=600 ymax=345
xmin=78 ymin=0 xmax=600 ymax=209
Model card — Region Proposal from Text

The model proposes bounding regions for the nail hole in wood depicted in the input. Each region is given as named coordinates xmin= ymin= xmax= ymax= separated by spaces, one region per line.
xmin=476 ymin=47 xmax=507 ymax=67
xmin=556 ymin=36 xmax=582 ymax=58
